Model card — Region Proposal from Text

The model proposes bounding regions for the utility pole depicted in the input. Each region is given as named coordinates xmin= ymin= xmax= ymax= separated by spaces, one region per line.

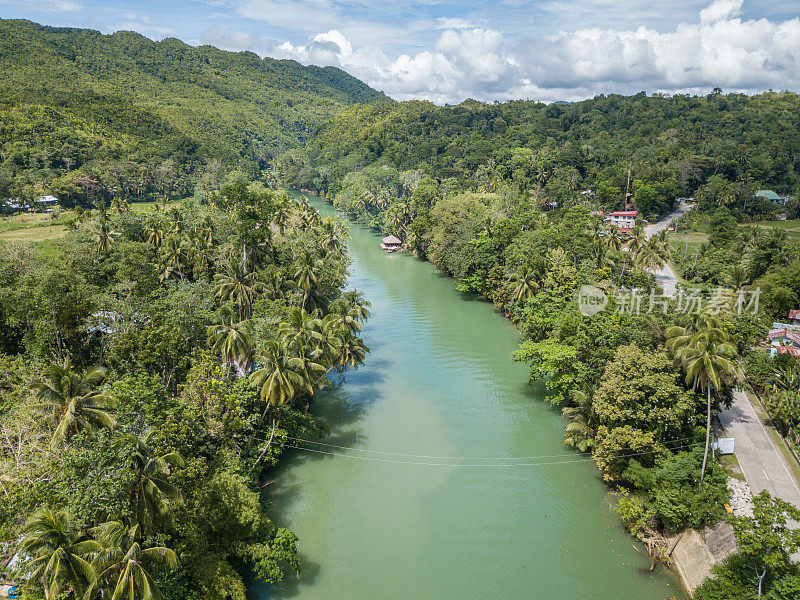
xmin=624 ymin=162 xmax=632 ymax=206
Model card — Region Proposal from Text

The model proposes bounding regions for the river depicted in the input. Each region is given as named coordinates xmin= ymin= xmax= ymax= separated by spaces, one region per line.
xmin=260 ymin=192 xmax=683 ymax=599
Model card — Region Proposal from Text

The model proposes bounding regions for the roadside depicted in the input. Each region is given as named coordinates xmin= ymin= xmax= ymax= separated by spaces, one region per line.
xmin=719 ymin=388 xmax=800 ymax=559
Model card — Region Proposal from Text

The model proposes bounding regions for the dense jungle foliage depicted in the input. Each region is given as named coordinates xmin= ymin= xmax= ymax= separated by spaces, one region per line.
xmin=0 ymin=179 xmax=370 ymax=600
xmin=0 ymin=18 xmax=389 ymax=209
xmin=282 ymin=92 xmax=800 ymax=221
xmin=280 ymin=91 xmax=800 ymax=597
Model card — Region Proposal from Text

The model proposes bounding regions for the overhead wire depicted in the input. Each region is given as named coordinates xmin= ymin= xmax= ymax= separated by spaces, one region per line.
xmin=247 ymin=432 xmax=704 ymax=462
xmin=280 ymin=440 xmax=706 ymax=467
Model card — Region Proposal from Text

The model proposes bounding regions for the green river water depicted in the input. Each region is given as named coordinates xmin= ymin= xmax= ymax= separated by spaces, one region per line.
xmin=260 ymin=193 xmax=683 ymax=600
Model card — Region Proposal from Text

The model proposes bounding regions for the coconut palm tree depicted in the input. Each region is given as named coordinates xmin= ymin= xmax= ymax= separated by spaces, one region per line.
xmin=31 ymin=358 xmax=115 ymax=445
xmin=213 ymin=263 xmax=265 ymax=321
xmin=673 ymin=323 xmax=740 ymax=480
xmin=279 ymin=307 xmax=325 ymax=352
xmin=562 ymin=389 xmax=596 ymax=453
xmin=774 ymin=364 xmax=800 ymax=391
xmin=272 ymin=200 xmax=291 ymax=234
xmin=84 ymin=521 xmax=177 ymax=600
xmin=144 ymin=219 xmax=164 ymax=250
xmin=198 ymin=215 xmax=215 ymax=245
xmin=328 ymin=299 xmax=364 ymax=335
xmin=727 ymin=264 xmax=748 ymax=291
xmin=665 ymin=311 xmax=724 ymax=355
xmin=18 ymin=508 xmax=100 ymax=600
xmin=508 ymin=265 xmax=539 ymax=304
xmin=110 ymin=197 xmax=130 ymax=216
xmin=342 ymin=289 xmax=371 ymax=322
xmin=600 ymin=224 xmax=623 ymax=252
xmin=626 ymin=218 xmax=646 ymax=256
xmin=207 ymin=305 xmax=253 ymax=377
xmin=190 ymin=234 xmax=215 ymax=282
xmin=159 ymin=237 xmax=188 ymax=281
xmin=635 ymin=234 xmax=669 ymax=271
xmin=112 ymin=432 xmax=184 ymax=534
xmin=249 ymin=340 xmax=306 ymax=410
xmin=293 ymin=250 xmax=324 ymax=309
xmin=337 ymin=333 xmax=368 ymax=370
xmin=592 ymin=240 xmax=616 ymax=270
xmin=93 ymin=215 xmax=118 ymax=255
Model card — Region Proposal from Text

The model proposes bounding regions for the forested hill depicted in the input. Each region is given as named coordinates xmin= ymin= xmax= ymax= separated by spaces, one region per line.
xmin=0 ymin=18 xmax=389 ymax=204
xmin=281 ymin=93 xmax=800 ymax=219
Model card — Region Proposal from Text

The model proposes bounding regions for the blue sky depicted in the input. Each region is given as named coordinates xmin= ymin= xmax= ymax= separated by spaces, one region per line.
xmin=2 ymin=0 xmax=799 ymax=102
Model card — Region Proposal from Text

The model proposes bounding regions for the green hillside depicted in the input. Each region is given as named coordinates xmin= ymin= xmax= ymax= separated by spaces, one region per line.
xmin=0 ymin=18 xmax=389 ymax=205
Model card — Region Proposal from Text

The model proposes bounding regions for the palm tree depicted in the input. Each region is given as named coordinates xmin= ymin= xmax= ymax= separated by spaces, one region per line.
xmin=293 ymin=250 xmax=324 ymax=309
xmin=774 ymin=364 xmax=800 ymax=391
xmin=272 ymin=200 xmax=291 ymax=234
xmin=672 ymin=322 xmax=740 ymax=480
xmin=213 ymin=263 xmax=265 ymax=321
xmin=93 ymin=215 xmax=118 ymax=255
xmin=159 ymin=237 xmax=188 ymax=281
xmin=113 ymin=432 xmax=184 ymax=534
xmin=665 ymin=311 xmax=724 ymax=355
xmin=31 ymin=358 xmax=115 ymax=445
xmin=600 ymin=224 xmax=623 ymax=252
xmin=18 ymin=508 xmax=100 ymax=600
xmin=198 ymin=215 xmax=216 ymax=246
xmin=85 ymin=521 xmax=177 ymax=600
xmin=190 ymin=234 xmax=215 ymax=282
xmin=110 ymin=197 xmax=130 ymax=215
xmin=328 ymin=299 xmax=364 ymax=335
xmin=592 ymin=240 xmax=616 ymax=270
xmin=144 ymin=219 xmax=164 ymax=250
xmin=562 ymin=390 xmax=596 ymax=453
xmin=635 ymin=234 xmax=669 ymax=271
xmin=626 ymin=218 xmax=646 ymax=256
xmin=337 ymin=333 xmax=368 ymax=370
xmin=342 ymin=289 xmax=371 ymax=322
xmin=508 ymin=265 xmax=539 ymax=304
xmin=279 ymin=307 xmax=325 ymax=353
xmin=207 ymin=305 xmax=253 ymax=377
xmin=249 ymin=340 xmax=305 ymax=410
xmin=727 ymin=264 xmax=748 ymax=291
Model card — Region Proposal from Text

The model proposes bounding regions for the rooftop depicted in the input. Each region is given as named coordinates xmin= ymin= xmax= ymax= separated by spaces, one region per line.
xmin=755 ymin=189 xmax=781 ymax=201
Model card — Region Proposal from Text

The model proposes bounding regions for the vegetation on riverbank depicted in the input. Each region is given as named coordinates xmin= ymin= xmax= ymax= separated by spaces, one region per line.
xmin=0 ymin=177 xmax=369 ymax=600
xmin=284 ymin=91 xmax=800 ymax=596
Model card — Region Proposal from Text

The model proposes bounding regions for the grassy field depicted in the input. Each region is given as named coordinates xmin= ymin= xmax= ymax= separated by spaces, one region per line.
xmin=666 ymin=230 xmax=709 ymax=254
xmin=749 ymin=219 xmax=800 ymax=238
xmin=0 ymin=210 xmax=74 ymax=233
xmin=0 ymin=201 xmax=179 ymax=250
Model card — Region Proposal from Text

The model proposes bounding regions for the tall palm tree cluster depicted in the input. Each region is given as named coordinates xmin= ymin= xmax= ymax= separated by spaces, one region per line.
xmin=503 ymin=215 xmax=671 ymax=312
xmin=21 ymin=360 xmax=183 ymax=600
xmin=12 ymin=190 xmax=369 ymax=600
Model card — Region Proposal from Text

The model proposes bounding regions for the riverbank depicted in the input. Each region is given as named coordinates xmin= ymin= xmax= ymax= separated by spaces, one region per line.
xmin=258 ymin=191 xmax=684 ymax=600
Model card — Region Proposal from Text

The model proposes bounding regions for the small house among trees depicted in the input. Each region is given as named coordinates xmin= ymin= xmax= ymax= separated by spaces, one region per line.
xmin=380 ymin=235 xmax=402 ymax=252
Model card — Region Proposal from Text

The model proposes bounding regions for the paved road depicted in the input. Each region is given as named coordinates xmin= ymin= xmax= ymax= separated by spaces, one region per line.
xmin=719 ymin=389 xmax=800 ymax=558
xmin=719 ymin=390 xmax=800 ymax=507
xmin=644 ymin=204 xmax=800 ymax=532
xmin=644 ymin=203 xmax=693 ymax=298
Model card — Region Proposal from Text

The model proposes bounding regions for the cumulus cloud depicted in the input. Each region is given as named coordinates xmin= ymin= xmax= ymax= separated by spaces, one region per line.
xmin=214 ymin=0 xmax=800 ymax=103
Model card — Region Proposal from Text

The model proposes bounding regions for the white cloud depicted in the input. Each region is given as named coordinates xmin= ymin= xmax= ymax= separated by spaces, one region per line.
xmin=204 ymin=0 xmax=800 ymax=103
xmin=700 ymin=0 xmax=743 ymax=23
xmin=435 ymin=17 xmax=474 ymax=30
